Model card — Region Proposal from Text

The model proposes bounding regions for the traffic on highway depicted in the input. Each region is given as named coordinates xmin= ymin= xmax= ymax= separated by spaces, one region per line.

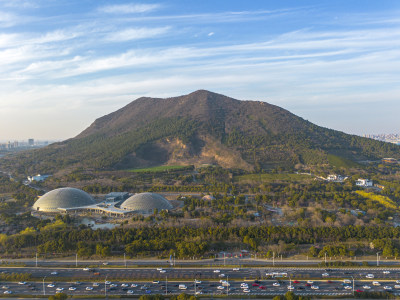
xmin=1 ymin=266 xmax=400 ymax=296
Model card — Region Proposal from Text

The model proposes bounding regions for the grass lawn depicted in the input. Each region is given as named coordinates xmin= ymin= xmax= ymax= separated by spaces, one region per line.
xmin=126 ymin=165 xmax=191 ymax=173
xmin=234 ymin=173 xmax=313 ymax=183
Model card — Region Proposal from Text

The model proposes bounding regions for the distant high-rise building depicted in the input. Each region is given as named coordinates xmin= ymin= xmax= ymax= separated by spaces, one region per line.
xmin=28 ymin=138 xmax=34 ymax=146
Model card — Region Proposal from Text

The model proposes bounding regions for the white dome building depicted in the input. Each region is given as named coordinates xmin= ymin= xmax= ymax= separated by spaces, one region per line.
xmin=120 ymin=192 xmax=172 ymax=214
xmin=32 ymin=187 xmax=95 ymax=213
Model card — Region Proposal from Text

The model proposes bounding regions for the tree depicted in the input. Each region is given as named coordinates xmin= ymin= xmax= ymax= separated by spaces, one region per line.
xmin=48 ymin=293 xmax=67 ymax=300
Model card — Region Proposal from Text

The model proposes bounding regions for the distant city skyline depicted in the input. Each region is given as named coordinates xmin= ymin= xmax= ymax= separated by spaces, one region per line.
xmin=0 ymin=0 xmax=399 ymax=140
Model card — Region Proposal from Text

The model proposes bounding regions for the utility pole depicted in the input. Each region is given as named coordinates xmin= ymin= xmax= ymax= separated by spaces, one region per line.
xmin=124 ymin=253 xmax=126 ymax=268
xmin=377 ymin=252 xmax=380 ymax=267
xmin=194 ymin=279 xmax=196 ymax=295
xmin=224 ymin=252 xmax=226 ymax=266
xmin=166 ymin=276 xmax=168 ymax=295
xmin=105 ymin=276 xmax=108 ymax=297
xmin=324 ymin=252 xmax=327 ymax=264
xmin=36 ymin=252 xmax=38 ymax=268
xmin=273 ymin=252 xmax=275 ymax=267
xmin=76 ymin=253 xmax=78 ymax=267
xmin=227 ymin=275 xmax=229 ymax=296
xmin=351 ymin=276 xmax=355 ymax=296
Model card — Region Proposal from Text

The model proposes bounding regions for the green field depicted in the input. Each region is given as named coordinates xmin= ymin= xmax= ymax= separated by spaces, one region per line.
xmin=327 ymin=154 xmax=360 ymax=168
xmin=126 ymin=165 xmax=192 ymax=173
xmin=234 ymin=173 xmax=313 ymax=183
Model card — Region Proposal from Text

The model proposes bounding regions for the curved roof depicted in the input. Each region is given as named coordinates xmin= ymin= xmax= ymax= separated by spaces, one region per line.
xmin=32 ymin=187 xmax=95 ymax=212
xmin=120 ymin=192 xmax=172 ymax=212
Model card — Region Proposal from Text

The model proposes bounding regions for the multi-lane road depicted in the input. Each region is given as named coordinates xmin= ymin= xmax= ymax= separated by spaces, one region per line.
xmin=1 ymin=266 xmax=400 ymax=296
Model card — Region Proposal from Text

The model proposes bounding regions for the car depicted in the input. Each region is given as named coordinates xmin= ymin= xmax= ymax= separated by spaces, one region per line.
xmin=288 ymin=285 xmax=294 ymax=290
xmin=305 ymin=283 xmax=311 ymax=287
xmin=1 ymin=286 xmax=9 ymax=289
xmin=179 ymin=284 xmax=187 ymax=290
xmin=395 ymin=285 xmax=400 ymax=289
xmin=75 ymin=281 xmax=82 ymax=285
xmin=127 ymin=290 xmax=134 ymax=294
xmin=3 ymin=290 xmax=12 ymax=294
xmin=145 ymin=290 xmax=152 ymax=294
xmin=327 ymin=280 xmax=333 ymax=283
xmin=110 ymin=283 xmax=118 ymax=288
xmin=152 ymin=281 xmax=159 ymax=284
xmin=372 ymin=281 xmax=381 ymax=286
xmin=366 ymin=274 xmax=374 ymax=279
xmin=293 ymin=280 xmax=300 ymax=284
xmin=273 ymin=282 xmax=280 ymax=287
xmin=219 ymin=273 xmax=225 ymax=278
xmin=252 ymin=283 xmax=259 ymax=287
xmin=311 ymin=285 xmax=319 ymax=290
xmin=69 ymin=287 xmax=76 ymax=291
xmin=243 ymin=289 xmax=250 ymax=293
xmin=18 ymin=281 xmax=27 ymax=285
xmin=297 ymin=286 xmax=305 ymax=290
xmin=396 ymin=280 xmax=400 ymax=284
xmin=195 ymin=291 xmax=203 ymax=295
xmin=56 ymin=287 xmax=64 ymax=291
xmin=121 ymin=283 xmax=129 ymax=287
xmin=83 ymin=267 xmax=90 ymax=271
xmin=217 ymin=285 xmax=225 ymax=290
xmin=233 ymin=268 xmax=240 ymax=271
xmin=93 ymin=282 xmax=100 ymax=287
xmin=356 ymin=289 xmax=364 ymax=293
xmin=343 ymin=279 xmax=351 ymax=284
xmin=241 ymin=283 xmax=248 ymax=288
xmin=195 ymin=280 xmax=201 ymax=284
xmin=259 ymin=285 xmax=266 ymax=290
xmin=213 ymin=270 xmax=221 ymax=273
xmin=47 ymin=284 xmax=55 ymax=288
xmin=222 ymin=282 xmax=230 ymax=287
xmin=363 ymin=285 xmax=371 ymax=290
xmin=344 ymin=285 xmax=352 ymax=290
xmin=86 ymin=287 xmax=93 ymax=291
xmin=322 ymin=273 xmax=329 ymax=277
xmin=157 ymin=268 xmax=163 ymax=271
xmin=50 ymin=271 xmax=58 ymax=275
xmin=103 ymin=262 xmax=108 ymax=265
xmin=131 ymin=283 xmax=138 ymax=288
xmin=105 ymin=281 xmax=111 ymax=285
xmin=384 ymin=286 xmax=392 ymax=290
xmin=383 ymin=271 xmax=390 ymax=274
xmin=307 ymin=280 xmax=314 ymax=284
xmin=160 ymin=270 xmax=166 ymax=273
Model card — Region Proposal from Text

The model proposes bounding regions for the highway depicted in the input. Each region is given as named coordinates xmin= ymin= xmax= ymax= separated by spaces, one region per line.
xmin=1 ymin=266 xmax=400 ymax=296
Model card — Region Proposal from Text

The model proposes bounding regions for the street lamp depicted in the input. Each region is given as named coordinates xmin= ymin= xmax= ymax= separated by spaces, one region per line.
xmin=165 ymin=276 xmax=168 ymax=295
xmin=42 ymin=276 xmax=46 ymax=296
xmin=351 ymin=276 xmax=355 ymax=296
xmin=104 ymin=276 xmax=108 ymax=297
xmin=76 ymin=253 xmax=78 ymax=267
xmin=227 ymin=275 xmax=229 ymax=296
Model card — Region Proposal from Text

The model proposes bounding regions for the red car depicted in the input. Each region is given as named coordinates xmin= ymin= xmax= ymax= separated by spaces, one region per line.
xmin=305 ymin=283 xmax=311 ymax=287
xmin=293 ymin=280 xmax=300 ymax=284
xmin=252 ymin=283 xmax=259 ymax=287
xmin=259 ymin=286 xmax=266 ymax=290
xmin=356 ymin=289 xmax=363 ymax=293
xmin=327 ymin=280 xmax=333 ymax=283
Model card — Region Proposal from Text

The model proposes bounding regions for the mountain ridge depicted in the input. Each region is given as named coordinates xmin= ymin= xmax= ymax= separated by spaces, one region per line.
xmin=1 ymin=90 xmax=399 ymax=175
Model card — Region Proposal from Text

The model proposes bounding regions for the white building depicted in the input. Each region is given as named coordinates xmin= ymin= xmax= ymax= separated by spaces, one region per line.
xmin=356 ymin=179 xmax=373 ymax=187
xmin=327 ymin=174 xmax=347 ymax=182
xmin=27 ymin=174 xmax=50 ymax=182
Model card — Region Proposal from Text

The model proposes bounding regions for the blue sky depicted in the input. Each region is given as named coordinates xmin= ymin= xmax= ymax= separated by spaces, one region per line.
xmin=0 ymin=0 xmax=399 ymax=140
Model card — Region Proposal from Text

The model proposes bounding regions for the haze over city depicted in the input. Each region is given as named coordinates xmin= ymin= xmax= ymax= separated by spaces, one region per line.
xmin=0 ymin=0 xmax=399 ymax=140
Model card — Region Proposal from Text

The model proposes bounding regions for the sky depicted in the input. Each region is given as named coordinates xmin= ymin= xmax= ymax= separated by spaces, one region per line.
xmin=0 ymin=0 xmax=399 ymax=141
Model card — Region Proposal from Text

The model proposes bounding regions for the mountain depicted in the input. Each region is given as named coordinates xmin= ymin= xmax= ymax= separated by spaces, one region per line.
xmin=2 ymin=90 xmax=399 ymax=175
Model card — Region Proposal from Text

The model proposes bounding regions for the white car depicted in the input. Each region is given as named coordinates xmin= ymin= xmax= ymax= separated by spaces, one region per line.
xmin=93 ymin=282 xmax=100 ymax=287
xmin=372 ymin=281 xmax=381 ymax=286
xmin=86 ymin=286 xmax=93 ymax=291
xmin=322 ymin=273 xmax=329 ymax=277
xmin=344 ymin=285 xmax=352 ymax=290
xmin=195 ymin=280 xmax=201 ymax=284
xmin=273 ymin=282 xmax=280 ymax=287
xmin=243 ymin=288 xmax=250 ymax=293
xmin=233 ymin=268 xmax=240 ymax=271
xmin=121 ymin=283 xmax=129 ymax=287
xmin=3 ymin=290 xmax=12 ymax=294
xmin=47 ymin=284 xmax=55 ymax=288
xmin=219 ymin=273 xmax=225 ymax=277
xmin=130 ymin=284 xmax=138 ymax=288
xmin=287 ymin=285 xmax=294 ymax=290
xmin=217 ymin=285 xmax=225 ymax=290
xmin=179 ymin=284 xmax=187 ymax=290
xmin=152 ymin=281 xmax=159 ymax=284
xmin=127 ymin=290 xmax=134 ymax=294
xmin=18 ymin=282 xmax=27 ymax=285
xmin=214 ymin=270 xmax=221 ymax=273
xmin=395 ymin=285 xmax=400 ymax=289
xmin=156 ymin=268 xmax=163 ymax=271
xmin=363 ymin=285 xmax=371 ymax=290
xmin=396 ymin=280 xmax=400 ymax=284
xmin=343 ymin=279 xmax=351 ymax=284
xmin=105 ymin=281 xmax=111 ymax=285
xmin=366 ymin=274 xmax=374 ymax=279
xmin=383 ymin=271 xmax=390 ymax=274
xmin=83 ymin=267 xmax=90 ymax=271
xmin=51 ymin=271 xmax=58 ymax=275
xmin=311 ymin=285 xmax=319 ymax=290
xmin=195 ymin=291 xmax=203 ymax=295
xmin=102 ymin=262 xmax=108 ymax=265
xmin=56 ymin=287 xmax=64 ymax=291
xmin=160 ymin=270 xmax=166 ymax=273
xmin=69 ymin=287 xmax=76 ymax=291
xmin=384 ymin=286 xmax=392 ymax=290
xmin=222 ymin=282 xmax=230 ymax=287
xmin=1 ymin=286 xmax=9 ymax=289
xmin=307 ymin=280 xmax=314 ymax=284
xmin=110 ymin=284 xmax=117 ymax=288
xmin=241 ymin=283 xmax=248 ymax=288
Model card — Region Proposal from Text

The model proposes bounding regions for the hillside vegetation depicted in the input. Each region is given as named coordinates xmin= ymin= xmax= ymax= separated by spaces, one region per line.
xmin=1 ymin=90 xmax=399 ymax=176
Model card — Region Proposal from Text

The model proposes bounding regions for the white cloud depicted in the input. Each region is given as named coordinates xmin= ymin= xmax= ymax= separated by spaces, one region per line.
xmin=105 ymin=26 xmax=170 ymax=42
xmin=98 ymin=4 xmax=160 ymax=14
xmin=208 ymin=32 xmax=214 ymax=36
